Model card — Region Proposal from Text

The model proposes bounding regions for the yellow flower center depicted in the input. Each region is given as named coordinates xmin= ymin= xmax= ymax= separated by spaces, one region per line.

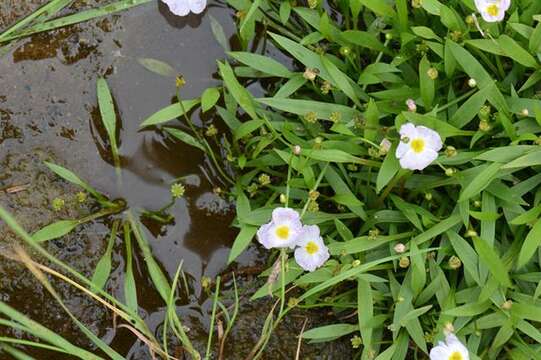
xmin=410 ymin=138 xmax=425 ymax=153
xmin=486 ymin=4 xmax=499 ymax=16
xmin=448 ymin=352 xmax=463 ymax=360
xmin=305 ymin=241 xmax=319 ymax=255
xmin=275 ymin=225 xmax=290 ymax=240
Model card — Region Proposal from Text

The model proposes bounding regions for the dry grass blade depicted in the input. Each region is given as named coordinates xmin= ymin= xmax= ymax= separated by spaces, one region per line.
xmin=294 ymin=318 xmax=308 ymax=360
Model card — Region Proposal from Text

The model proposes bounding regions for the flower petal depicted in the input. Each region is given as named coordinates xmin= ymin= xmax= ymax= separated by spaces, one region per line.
xmin=399 ymin=123 xmax=418 ymax=139
xmin=163 ymin=0 xmax=190 ymax=16
xmin=272 ymin=207 xmax=300 ymax=224
xmin=396 ymin=141 xmax=410 ymax=159
xmin=416 ymin=126 xmax=443 ymax=152
xmin=189 ymin=0 xmax=207 ymax=14
xmin=429 ymin=344 xmax=451 ymax=360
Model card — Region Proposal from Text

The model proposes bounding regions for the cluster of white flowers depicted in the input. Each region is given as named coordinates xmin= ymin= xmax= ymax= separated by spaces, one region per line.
xmin=257 ymin=207 xmax=329 ymax=272
xmin=430 ymin=334 xmax=469 ymax=360
xmin=162 ymin=0 xmax=206 ymax=16
xmin=475 ymin=0 xmax=510 ymax=22
xmin=396 ymin=122 xmax=443 ymax=171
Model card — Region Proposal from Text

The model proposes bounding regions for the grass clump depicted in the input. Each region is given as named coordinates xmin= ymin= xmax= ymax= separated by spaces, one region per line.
xmin=145 ymin=0 xmax=541 ymax=358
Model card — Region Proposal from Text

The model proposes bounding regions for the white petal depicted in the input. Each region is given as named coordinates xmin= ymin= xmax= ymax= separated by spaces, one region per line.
xmin=474 ymin=0 xmax=486 ymax=11
xmin=399 ymin=148 xmax=438 ymax=171
xmin=500 ymin=0 xmax=511 ymax=11
xmin=416 ymin=126 xmax=443 ymax=151
xmin=256 ymin=223 xmax=274 ymax=249
xmin=272 ymin=207 xmax=300 ymax=224
xmin=296 ymin=225 xmax=321 ymax=246
xmin=396 ymin=141 xmax=410 ymax=159
xmin=429 ymin=344 xmax=451 ymax=360
xmin=189 ymin=0 xmax=207 ymax=14
xmin=446 ymin=335 xmax=470 ymax=359
xmin=295 ymin=248 xmax=318 ymax=272
xmin=163 ymin=0 xmax=190 ymax=16
xmin=399 ymin=123 xmax=418 ymax=139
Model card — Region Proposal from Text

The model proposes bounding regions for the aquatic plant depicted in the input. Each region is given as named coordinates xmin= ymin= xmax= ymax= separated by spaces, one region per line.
xmin=144 ymin=0 xmax=541 ymax=358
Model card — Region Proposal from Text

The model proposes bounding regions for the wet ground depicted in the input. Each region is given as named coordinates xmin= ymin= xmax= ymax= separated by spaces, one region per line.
xmin=0 ymin=1 xmax=353 ymax=358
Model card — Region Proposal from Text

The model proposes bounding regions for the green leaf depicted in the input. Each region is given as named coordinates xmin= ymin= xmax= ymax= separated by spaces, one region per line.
xmin=209 ymin=15 xmax=229 ymax=51
xmin=229 ymin=51 xmax=292 ymax=78
xmin=96 ymin=78 xmax=119 ymax=162
xmin=218 ymin=61 xmax=258 ymax=119
xmin=302 ymin=323 xmax=358 ymax=340
xmin=517 ymin=219 xmax=541 ymax=269
xmin=458 ymin=162 xmax=502 ymax=202
xmin=341 ymin=30 xmax=387 ymax=52
xmin=140 ymin=99 xmax=200 ymax=127
xmin=257 ymin=97 xmax=360 ymax=122
xmin=91 ymin=221 xmax=119 ymax=290
xmin=321 ymin=55 xmax=361 ymax=107
xmin=359 ymin=0 xmax=396 ymax=17
xmin=44 ymin=162 xmax=104 ymax=202
xmin=137 ymin=58 xmax=177 ymax=77
xmin=201 ymin=87 xmax=220 ymax=112
xmin=419 ymin=56 xmax=435 ymax=109
xmin=498 ymin=35 xmax=538 ymax=68
xmin=502 ymin=149 xmax=541 ymax=169
xmin=32 ymin=220 xmax=79 ymax=243
xmin=164 ymin=127 xmax=206 ymax=152
xmin=472 ymin=236 xmax=512 ymax=288
xmin=228 ymin=226 xmax=257 ymax=264
xmin=376 ymin=146 xmax=400 ymax=193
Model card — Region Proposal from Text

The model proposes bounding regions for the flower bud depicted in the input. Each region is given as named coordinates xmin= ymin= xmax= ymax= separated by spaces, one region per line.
xmin=445 ymin=146 xmax=457 ymax=158
xmin=443 ymin=322 xmax=455 ymax=336
xmin=329 ymin=111 xmax=341 ymax=123
xmin=176 ymin=75 xmax=186 ymax=88
xmin=465 ymin=15 xmax=475 ymax=25
xmin=465 ymin=229 xmax=478 ymax=238
xmin=479 ymin=119 xmax=491 ymax=132
xmin=394 ymin=243 xmax=406 ymax=253
xmin=424 ymin=192 xmax=433 ymax=201
xmin=448 ymin=255 xmax=462 ymax=269
xmin=406 ymin=98 xmax=417 ymax=112
xmin=304 ymin=111 xmax=318 ymax=123
xmin=293 ymin=145 xmax=302 ymax=155
xmin=411 ymin=0 xmax=422 ymax=8
xmin=352 ymin=259 xmax=361 ymax=267
xmin=320 ymin=81 xmax=332 ymax=95
xmin=205 ymin=124 xmax=218 ymax=137
xmin=279 ymin=193 xmax=287 ymax=204
xmin=427 ymin=67 xmax=439 ymax=80
xmin=473 ymin=200 xmax=482 ymax=208
xmin=468 ymin=78 xmax=477 ymax=88
xmin=303 ymin=67 xmax=319 ymax=81
xmin=379 ymin=138 xmax=392 ymax=155
xmin=521 ymin=108 xmax=530 ymax=117
xmin=52 ymin=198 xmax=65 ymax=212
xmin=501 ymin=300 xmax=513 ymax=310
xmin=339 ymin=46 xmax=351 ymax=57
xmin=258 ymin=173 xmax=271 ymax=186
xmin=445 ymin=167 xmax=457 ymax=177
xmin=288 ymin=297 xmax=300 ymax=307
xmin=308 ymin=0 xmax=319 ymax=9
xmin=385 ymin=33 xmax=393 ymax=41
xmin=399 ymin=256 xmax=410 ymax=268
xmin=351 ymin=335 xmax=362 ymax=349
xmin=309 ymin=190 xmax=320 ymax=200
xmin=479 ymin=105 xmax=491 ymax=119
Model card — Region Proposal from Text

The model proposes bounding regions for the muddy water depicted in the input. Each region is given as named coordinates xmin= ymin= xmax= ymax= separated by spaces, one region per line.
xmin=0 ymin=1 xmax=353 ymax=359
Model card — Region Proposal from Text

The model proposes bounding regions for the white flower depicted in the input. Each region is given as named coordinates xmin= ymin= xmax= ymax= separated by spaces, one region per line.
xmin=396 ymin=123 xmax=442 ymax=171
xmin=474 ymin=0 xmax=510 ymax=22
xmin=162 ymin=0 xmax=207 ymax=16
xmin=294 ymin=225 xmax=329 ymax=272
xmin=429 ymin=334 xmax=469 ymax=360
xmin=257 ymin=207 xmax=303 ymax=249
